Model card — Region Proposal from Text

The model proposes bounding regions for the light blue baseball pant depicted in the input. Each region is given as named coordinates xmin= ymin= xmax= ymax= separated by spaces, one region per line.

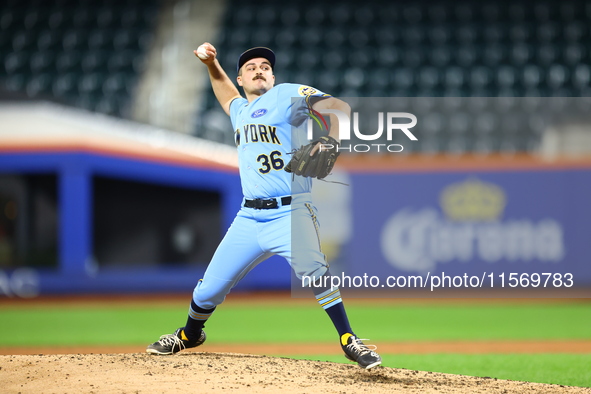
xmin=192 ymin=192 xmax=328 ymax=309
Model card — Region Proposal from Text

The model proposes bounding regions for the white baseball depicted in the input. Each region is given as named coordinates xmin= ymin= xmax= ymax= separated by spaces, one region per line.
xmin=196 ymin=45 xmax=209 ymax=60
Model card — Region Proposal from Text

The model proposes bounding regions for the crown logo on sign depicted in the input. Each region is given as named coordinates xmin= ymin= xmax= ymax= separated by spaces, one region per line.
xmin=440 ymin=178 xmax=506 ymax=221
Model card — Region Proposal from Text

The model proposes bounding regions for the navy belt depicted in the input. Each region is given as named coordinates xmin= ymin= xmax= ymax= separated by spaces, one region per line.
xmin=244 ymin=196 xmax=292 ymax=209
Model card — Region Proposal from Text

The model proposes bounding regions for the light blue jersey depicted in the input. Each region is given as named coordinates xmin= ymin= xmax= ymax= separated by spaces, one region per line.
xmin=190 ymin=83 xmax=333 ymax=309
xmin=229 ymin=83 xmax=329 ymax=199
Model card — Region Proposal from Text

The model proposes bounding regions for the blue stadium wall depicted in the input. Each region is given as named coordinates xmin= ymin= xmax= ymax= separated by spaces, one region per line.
xmin=1 ymin=151 xmax=591 ymax=297
xmin=0 ymin=149 xmax=292 ymax=297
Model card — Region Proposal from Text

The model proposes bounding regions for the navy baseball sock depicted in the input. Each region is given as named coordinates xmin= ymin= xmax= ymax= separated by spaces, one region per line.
xmin=313 ymin=282 xmax=354 ymax=338
xmin=183 ymin=300 xmax=215 ymax=340
xmin=324 ymin=301 xmax=354 ymax=338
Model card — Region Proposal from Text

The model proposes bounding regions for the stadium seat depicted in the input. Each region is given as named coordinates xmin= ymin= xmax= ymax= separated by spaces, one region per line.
xmin=328 ymin=4 xmax=351 ymax=25
xmin=228 ymin=28 xmax=250 ymax=48
xmin=507 ymin=4 xmax=527 ymax=21
xmin=402 ymin=25 xmax=425 ymax=46
xmin=190 ymin=0 xmax=591 ymax=153
xmin=510 ymin=43 xmax=533 ymax=65
xmin=304 ymin=6 xmax=326 ymax=25
xmin=473 ymin=135 xmax=496 ymax=155
xmin=25 ymin=72 xmax=52 ymax=97
xmin=428 ymin=46 xmax=452 ymax=67
xmin=480 ymin=4 xmax=502 ymax=23
xmin=36 ymin=29 xmax=63 ymax=51
xmin=316 ymin=70 xmax=340 ymax=93
xmin=482 ymin=44 xmax=506 ymax=66
xmin=444 ymin=66 xmax=466 ymax=90
xmin=426 ymin=5 xmax=448 ymax=23
xmin=321 ymin=50 xmax=345 ymax=70
xmin=563 ymin=44 xmax=585 ymax=66
xmin=348 ymin=49 xmax=372 ymax=68
xmin=455 ymin=45 xmax=479 ymax=67
xmin=77 ymin=91 xmax=101 ymax=112
xmin=113 ymin=29 xmax=137 ymax=51
xmin=446 ymin=137 xmax=469 ymax=155
xmin=537 ymin=44 xmax=559 ymax=66
xmin=102 ymin=72 xmax=128 ymax=96
xmin=352 ymin=7 xmax=375 ymax=27
xmin=300 ymin=27 xmax=322 ymax=47
xmin=559 ymin=3 xmax=578 ymax=22
xmin=3 ymin=73 xmax=26 ymax=91
xmin=521 ymin=64 xmax=544 ymax=89
xmin=402 ymin=4 xmax=423 ymax=23
xmin=455 ymin=24 xmax=478 ymax=44
xmin=274 ymin=28 xmax=297 ymax=48
xmin=343 ymin=68 xmax=365 ymax=89
xmin=324 ymin=27 xmax=346 ymax=48
xmin=375 ymin=47 xmax=400 ymax=68
xmin=55 ymin=50 xmax=83 ymax=73
xmin=77 ymin=72 xmax=106 ymax=97
xmin=279 ymin=7 xmax=300 ymax=27
xmin=536 ymin=22 xmax=559 ymax=43
xmin=508 ymin=23 xmax=532 ymax=42
xmin=401 ymin=49 xmax=424 ymax=68
xmin=52 ymin=71 xmax=79 ymax=99
xmin=496 ymin=65 xmax=518 ymax=89
xmin=47 ymin=8 xmax=69 ymax=30
xmin=420 ymin=112 xmax=445 ymax=135
xmin=11 ymin=30 xmax=37 ymax=52
xmin=416 ymin=66 xmax=441 ymax=90
xmin=95 ymin=7 xmax=117 ymax=30
xmin=428 ymin=25 xmax=451 ymax=45
xmin=469 ymin=66 xmax=493 ymax=89
xmin=533 ymin=3 xmax=553 ymax=23
xmin=120 ymin=7 xmax=143 ymax=29
xmin=546 ymin=64 xmax=569 ymax=89
xmin=29 ymin=51 xmax=56 ymax=74
xmin=230 ymin=5 xmax=253 ymax=25
xmin=88 ymin=29 xmax=114 ymax=51
xmin=391 ymin=68 xmax=414 ymax=90
xmin=81 ymin=50 xmax=109 ymax=73
xmin=71 ymin=7 xmax=94 ymax=29
xmin=62 ymin=29 xmax=89 ymax=51
xmin=0 ymin=0 xmax=157 ymax=123
xmin=254 ymin=5 xmax=278 ymax=25
xmin=250 ymin=27 xmax=275 ymax=48
xmin=272 ymin=49 xmax=295 ymax=72
xmin=572 ymin=64 xmax=591 ymax=89
xmin=419 ymin=136 xmax=442 ymax=154
xmin=4 ymin=51 xmax=30 ymax=75
xmin=473 ymin=111 xmax=497 ymax=135
xmin=348 ymin=28 xmax=370 ymax=49
xmin=107 ymin=50 xmax=139 ymax=73
xmin=482 ymin=25 xmax=505 ymax=43
xmin=374 ymin=26 xmax=397 ymax=46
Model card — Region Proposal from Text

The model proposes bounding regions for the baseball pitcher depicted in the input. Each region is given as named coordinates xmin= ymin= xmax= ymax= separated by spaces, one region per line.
xmin=146 ymin=44 xmax=381 ymax=370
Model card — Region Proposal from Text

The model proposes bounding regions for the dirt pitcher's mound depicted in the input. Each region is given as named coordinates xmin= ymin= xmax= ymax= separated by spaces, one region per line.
xmin=2 ymin=353 xmax=590 ymax=394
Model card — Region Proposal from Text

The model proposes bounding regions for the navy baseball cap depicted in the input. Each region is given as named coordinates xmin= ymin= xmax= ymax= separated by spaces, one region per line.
xmin=237 ymin=47 xmax=275 ymax=72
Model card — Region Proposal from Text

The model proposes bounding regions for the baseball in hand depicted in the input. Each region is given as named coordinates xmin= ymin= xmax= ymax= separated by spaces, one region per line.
xmin=196 ymin=45 xmax=209 ymax=60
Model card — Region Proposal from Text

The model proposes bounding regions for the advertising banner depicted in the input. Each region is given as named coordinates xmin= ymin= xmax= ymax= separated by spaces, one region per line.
xmin=339 ymin=170 xmax=591 ymax=296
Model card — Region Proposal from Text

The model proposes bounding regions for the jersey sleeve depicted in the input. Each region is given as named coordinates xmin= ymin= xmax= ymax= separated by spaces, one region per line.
xmin=229 ymin=96 xmax=248 ymax=129
xmin=282 ymin=84 xmax=332 ymax=128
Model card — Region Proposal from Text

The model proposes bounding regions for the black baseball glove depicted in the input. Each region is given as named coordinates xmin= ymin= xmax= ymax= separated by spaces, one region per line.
xmin=285 ymin=136 xmax=340 ymax=179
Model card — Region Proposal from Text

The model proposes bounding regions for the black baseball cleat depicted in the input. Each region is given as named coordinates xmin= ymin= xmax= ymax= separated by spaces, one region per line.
xmin=146 ymin=327 xmax=206 ymax=355
xmin=341 ymin=333 xmax=382 ymax=369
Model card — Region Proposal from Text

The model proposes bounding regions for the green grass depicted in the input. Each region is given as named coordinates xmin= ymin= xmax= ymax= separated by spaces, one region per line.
xmin=1 ymin=303 xmax=590 ymax=346
xmin=289 ymin=353 xmax=591 ymax=388
xmin=1 ymin=301 xmax=590 ymax=387
xmin=205 ymin=303 xmax=591 ymax=343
